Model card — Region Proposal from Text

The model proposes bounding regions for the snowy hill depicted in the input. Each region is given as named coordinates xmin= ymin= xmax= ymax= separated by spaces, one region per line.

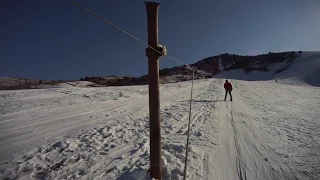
xmin=275 ymin=51 xmax=320 ymax=86
xmin=215 ymin=51 xmax=320 ymax=86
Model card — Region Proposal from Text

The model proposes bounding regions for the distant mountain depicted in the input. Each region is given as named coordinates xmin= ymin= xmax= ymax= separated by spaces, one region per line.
xmin=81 ymin=51 xmax=302 ymax=86
xmin=0 ymin=77 xmax=67 ymax=90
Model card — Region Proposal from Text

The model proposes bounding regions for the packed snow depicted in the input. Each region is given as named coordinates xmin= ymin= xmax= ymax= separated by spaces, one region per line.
xmin=0 ymin=52 xmax=319 ymax=179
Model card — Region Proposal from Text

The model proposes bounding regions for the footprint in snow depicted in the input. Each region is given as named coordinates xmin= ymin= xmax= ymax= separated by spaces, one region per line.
xmin=196 ymin=132 xmax=203 ymax=137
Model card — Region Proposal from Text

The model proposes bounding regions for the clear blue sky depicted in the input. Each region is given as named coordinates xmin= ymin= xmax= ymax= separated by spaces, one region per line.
xmin=1 ymin=0 xmax=320 ymax=80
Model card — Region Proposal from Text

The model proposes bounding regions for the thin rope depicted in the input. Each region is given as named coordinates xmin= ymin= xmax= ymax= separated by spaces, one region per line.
xmin=166 ymin=55 xmax=191 ymax=68
xmin=68 ymin=0 xmax=165 ymax=57
xmin=69 ymin=1 xmax=184 ymax=65
xmin=183 ymin=70 xmax=194 ymax=180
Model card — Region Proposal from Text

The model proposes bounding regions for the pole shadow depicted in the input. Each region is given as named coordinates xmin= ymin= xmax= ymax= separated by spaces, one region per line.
xmin=193 ymin=100 xmax=224 ymax=103
xmin=181 ymin=100 xmax=224 ymax=103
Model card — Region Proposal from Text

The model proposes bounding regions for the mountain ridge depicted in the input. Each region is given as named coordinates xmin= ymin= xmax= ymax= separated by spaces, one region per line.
xmin=2 ymin=50 xmax=319 ymax=89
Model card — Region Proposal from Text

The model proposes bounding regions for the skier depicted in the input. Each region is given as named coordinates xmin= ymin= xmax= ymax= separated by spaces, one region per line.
xmin=224 ymin=80 xmax=233 ymax=101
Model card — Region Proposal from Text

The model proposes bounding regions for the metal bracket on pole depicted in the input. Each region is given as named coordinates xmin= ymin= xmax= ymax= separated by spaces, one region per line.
xmin=146 ymin=44 xmax=167 ymax=58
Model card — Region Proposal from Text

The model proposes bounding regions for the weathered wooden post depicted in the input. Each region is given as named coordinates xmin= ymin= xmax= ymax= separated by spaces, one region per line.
xmin=145 ymin=2 xmax=162 ymax=179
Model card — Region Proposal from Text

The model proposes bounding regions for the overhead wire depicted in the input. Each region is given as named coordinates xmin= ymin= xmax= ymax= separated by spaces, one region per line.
xmin=68 ymin=0 xmax=213 ymax=76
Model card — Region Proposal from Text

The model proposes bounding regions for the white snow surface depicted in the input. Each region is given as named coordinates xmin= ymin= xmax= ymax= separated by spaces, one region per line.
xmin=0 ymin=52 xmax=320 ymax=180
xmin=1 ymin=77 xmax=319 ymax=179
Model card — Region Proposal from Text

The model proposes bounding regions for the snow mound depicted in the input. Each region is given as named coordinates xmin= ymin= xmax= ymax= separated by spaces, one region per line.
xmin=37 ymin=82 xmax=99 ymax=89
xmin=39 ymin=83 xmax=75 ymax=88
xmin=65 ymin=81 xmax=99 ymax=87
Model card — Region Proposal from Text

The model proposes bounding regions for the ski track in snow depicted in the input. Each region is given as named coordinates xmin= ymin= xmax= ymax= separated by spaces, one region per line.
xmin=0 ymin=77 xmax=319 ymax=179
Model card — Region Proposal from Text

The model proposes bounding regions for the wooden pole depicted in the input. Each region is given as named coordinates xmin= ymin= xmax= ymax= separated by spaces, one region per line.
xmin=145 ymin=2 xmax=161 ymax=179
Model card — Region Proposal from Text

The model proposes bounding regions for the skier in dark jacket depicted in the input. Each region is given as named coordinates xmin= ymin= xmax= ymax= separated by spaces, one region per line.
xmin=224 ymin=80 xmax=233 ymax=101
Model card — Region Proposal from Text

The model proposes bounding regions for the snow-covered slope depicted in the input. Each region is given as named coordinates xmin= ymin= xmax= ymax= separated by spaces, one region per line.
xmin=215 ymin=51 xmax=320 ymax=87
xmin=0 ymin=75 xmax=319 ymax=179
xmin=275 ymin=52 xmax=320 ymax=86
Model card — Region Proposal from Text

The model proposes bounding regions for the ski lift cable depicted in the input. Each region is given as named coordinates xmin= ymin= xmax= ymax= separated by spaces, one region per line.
xmin=68 ymin=0 xmax=214 ymax=76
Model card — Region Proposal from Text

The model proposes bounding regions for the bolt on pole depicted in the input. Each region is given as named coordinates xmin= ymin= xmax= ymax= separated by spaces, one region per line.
xmin=145 ymin=1 xmax=162 ymax=179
